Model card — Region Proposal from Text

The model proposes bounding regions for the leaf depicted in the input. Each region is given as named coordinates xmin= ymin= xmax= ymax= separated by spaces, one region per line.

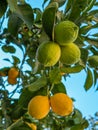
xmin=8 ymin=13 xmax=23 ymax=36
xmin=0 ymin=0 xmax=7 ymax=18
xmin=93 ymin=70 xmax=98 ymax=86
xmin=88 ymin=55 xmax=98 ymax=68
xmin=84 ymin=68 xmax=93 ymax=91
xmin=17 ymin=4 xmax=34 ymax=29
xmin=70 ymin=124 xmax=83 ymax=130
xmin=7 ymin=0 xmax=18 ymax=12
xmin=12 ymin=55 xmax=20 ymax=65
xmin=82 ymin=0 xmax=96 ymax=15
xmin=50 ymin=0 xmax=66 ymax=7
xmin=42 ymin=2 xmax=58 ymax=40
xmin=3 ymin=58 xmax=11 ymax=62
xmin=33 ymin=8 xmax=42 ymax=22
xmin=51 ymin=82 xmax=67 ymax=94
xmin=27 ymin=76 xmax=47 ymax=92
xmin=18 ymin=88 xmax=34 ymax=107
xmin=80 ymin=48 xmax=88 ymax=66
xmin=42 ymin=0 xmax=49 ymax=8
xmin=7 ymin=0 xmax=34 ymax=29
xmin=2 ymin=45 xmax=16 ymax=53
xmin=49 ymin=68 xmax=62 ymax=84
xmin=60 ymin=65 xmax=84 ymax=74
xmin=0 ymin=67 xmax=10 ymax=76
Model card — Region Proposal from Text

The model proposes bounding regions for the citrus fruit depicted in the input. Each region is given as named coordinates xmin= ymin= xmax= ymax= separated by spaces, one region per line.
xmin=50 ymin=93 xmax=73 ymax=116
xmin=8 ymin=67 xmax=19 ymax=79
xmin=26 ymin=122 xmax=37 ymax=130
xmin=60 ymin=43 xmax=81 ymax=65
xmin=88 ymin=55 xmax=98 ymax=68
xmin=7 ymin=77 xmax=17 ymax=85
xmin=54 ymin=20 xmax=79 ymax=45
xmin=28 ymin=95 xmax=50 ymax=119
xmin=36 ymin=41 xmax=61 ymax=67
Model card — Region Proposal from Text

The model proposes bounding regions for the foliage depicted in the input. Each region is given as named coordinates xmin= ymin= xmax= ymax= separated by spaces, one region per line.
xmin=0 ymin=0 xmax=98 ymax=129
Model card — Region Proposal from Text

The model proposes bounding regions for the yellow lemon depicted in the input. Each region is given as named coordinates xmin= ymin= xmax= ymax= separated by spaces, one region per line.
xmin=60 ymin=43 xmax=81 ymax=65
xmin=36 ymin=41 xmax=61 ymax=67
xmin=28 ymin=95 xmax=50 ymax=119
xmin=54 ymin=20 xmax=79 ymax=45
xmin=50 ymin=93 xmax=73 ymax=116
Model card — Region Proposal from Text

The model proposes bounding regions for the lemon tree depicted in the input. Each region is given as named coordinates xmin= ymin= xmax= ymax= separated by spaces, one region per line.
xmin=0 ymin=0 xmax=98 ymax=130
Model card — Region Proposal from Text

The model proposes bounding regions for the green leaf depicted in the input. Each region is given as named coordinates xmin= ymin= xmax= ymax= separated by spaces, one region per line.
xmin=33 ymin=8 xmax=42 ymax=22
xmin=84 ymin=68 xmax=93 ymax=91
xmin=50 ymin=0 xmax=66 ymax=7
xmin=51 ymin=82 xmax=67 ymax=94
xmin=27 ymin=76 xmax=47 ymax=92
xmin=80 ymin=48 xmax=88 ymax=66
xmin=81 ymin=118 xmax=89 ymax=129
xmin=7 ymin=0 xmax=18 ymax=12
xmin=8 ymin=13 xmax=23 ymax=36
xmin=7 ymin=0 xmax=34 ymax=29
xmin=49 ymin=68 xmax=62 ymax=84
xmin=18 ymin=88 xmax=34 ymax=107
xmin=88 ymin=55 xmax=98 ymax=68
xmin=2 ymin=45 xmax=16 ymax=53
xmin=0 ymin=0 xmax=7 ymax=18
xmin=82 ymin=0 xmax=96 ymax=15
xmin=60 ymin=65 xmax=84 ymax=74
xmin=42 ymin=2 xmax=58 ymax=40
xmin=12 ymin=55 xmax=20 ymax=65
xmin=70 ymin=124 xmax=83 ymax=130
xmin=42 ymin=0 xmax=49 ymax=8
xmin=17 ymin=4 xmax=34 ymax=29
xmin=93 ymin=70 xmax=98 ymax=87
xmin=0 ymin=67 xmax=10 ymax=76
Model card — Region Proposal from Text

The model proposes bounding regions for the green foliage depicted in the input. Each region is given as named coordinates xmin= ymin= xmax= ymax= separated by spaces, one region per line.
xmin=0 ymin=0 xmax=98 ymax=129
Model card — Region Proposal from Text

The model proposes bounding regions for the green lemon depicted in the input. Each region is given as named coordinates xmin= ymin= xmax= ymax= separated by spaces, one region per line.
xmin=36 ymin=41 xmax=61 ymax=67
xmin=54 ymin=21 xmax=79 ymax=45
xmin=60 ymin=43 xmax=81 ymax=65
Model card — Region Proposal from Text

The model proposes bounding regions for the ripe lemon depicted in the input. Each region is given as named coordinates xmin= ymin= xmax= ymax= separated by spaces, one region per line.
xmin=28 ymin=95 xmax=50 ymax=119
xmin=60 ymin=43 xmax=81 ymax=65
xmin=36 ymin=41 xmax=61 ymax=67
xmin=26 ymin=122 xmax=37 ymax=130
xmin=8 ymin=67 xmax=19 ymax=79
xmin=50 ymin=93 xmax=73 ymax=116
xmin=7 ymin=77 xmax=17 ymax=85
xmin=54 ymin=20 xmax=79 ymax=45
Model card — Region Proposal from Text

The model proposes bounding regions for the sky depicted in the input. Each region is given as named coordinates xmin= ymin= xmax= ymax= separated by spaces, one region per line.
xmin=0 ymin=0 xmax=98 ymax=126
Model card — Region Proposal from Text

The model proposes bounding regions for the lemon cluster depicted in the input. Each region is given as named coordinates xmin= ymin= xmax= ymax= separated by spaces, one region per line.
xmin=28 ymin=93 xmax=73 ymax=120
xmin=36 ymin=20 xmax=81 ymax=66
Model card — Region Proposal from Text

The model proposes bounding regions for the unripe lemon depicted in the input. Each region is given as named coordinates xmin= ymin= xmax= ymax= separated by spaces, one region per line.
xmin=36 ymin=41 xmax=61 ymax=67
xmin=54 ymin=21 xmax=79 ymax=45
xmin=60 ymin=43 xmax=81 ymax=65
xmin=8 ymin=67 xmax=19 ymax=79
xmin=50 ymin=93 xmax=73 ymax=116
xmin=26 ymin=122 xmax=37 ymax=130
xmin=28 ymin=95 xmax=50 ymax=119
